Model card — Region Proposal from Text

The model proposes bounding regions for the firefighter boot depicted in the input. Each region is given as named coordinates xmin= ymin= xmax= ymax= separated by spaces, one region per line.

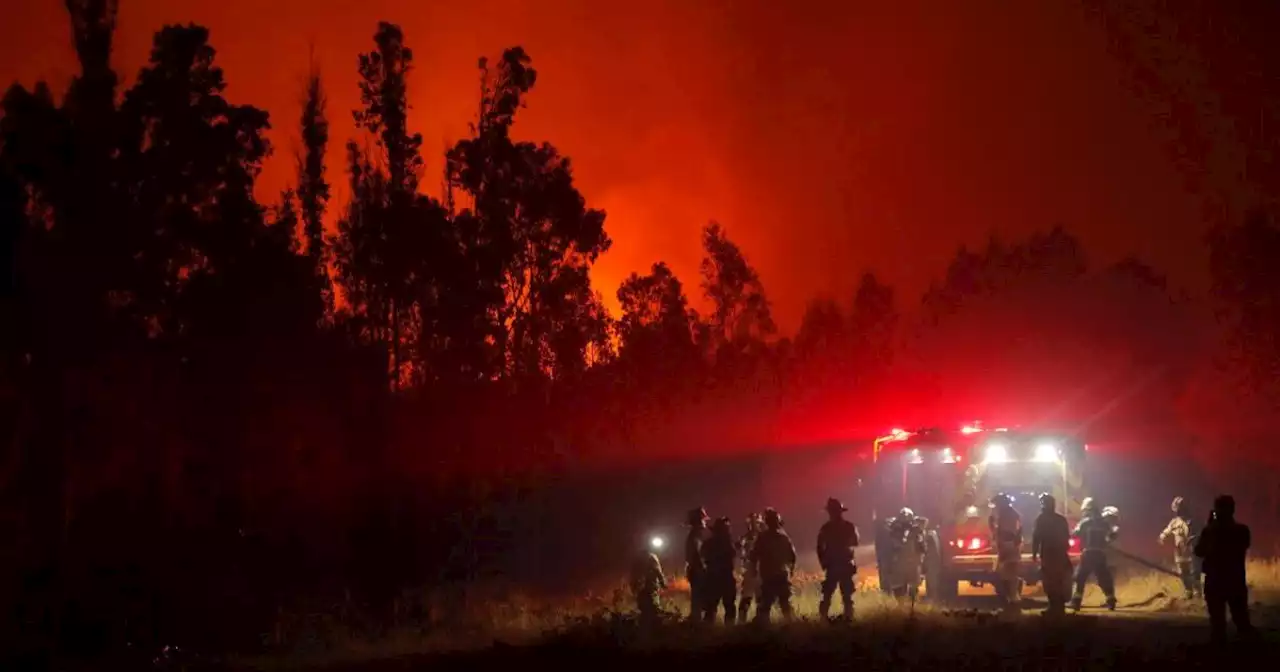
xmin=1069 ymin=593 xmax=1083 ymax=612
xmin=818 ymin=597 xmax=831 ymax=621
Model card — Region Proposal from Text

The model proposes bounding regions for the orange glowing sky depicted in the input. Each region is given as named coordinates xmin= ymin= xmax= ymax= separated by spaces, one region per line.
xmin=3 ymin=0 xmax=1277 ymax=330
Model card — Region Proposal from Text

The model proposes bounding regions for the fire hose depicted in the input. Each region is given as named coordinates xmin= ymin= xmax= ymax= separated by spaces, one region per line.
xmin=1109 ymin=546 xmax=1182 ymax=579
xmin=1062 ymin=546 xmax=1183 ymax=611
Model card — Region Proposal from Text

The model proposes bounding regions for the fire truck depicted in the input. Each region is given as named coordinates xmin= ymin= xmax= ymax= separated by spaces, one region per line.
xmin=863 ymin=423 xmax=1087 ymax=601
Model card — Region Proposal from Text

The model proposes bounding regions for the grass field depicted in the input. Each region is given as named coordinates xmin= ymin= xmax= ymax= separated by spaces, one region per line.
xmin=236 ymin=558 xmax=1280 ymax=671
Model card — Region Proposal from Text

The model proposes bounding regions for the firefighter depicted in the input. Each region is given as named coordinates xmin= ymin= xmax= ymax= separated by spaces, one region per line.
xmin=703 ymin=517 xmax=738 ymax=624
xmin=1070 ymin=497 xmax=1117 ymax=611
xmin=684 ymin=507 xmax=711 ymax=622
xmin=889 ymin=508 xmax=925 ymax=599
xmin=874 ymin=514 xmax=895 ymax=595
xmin=749 ymin=508 xmax=796 ymax=623
xmin=816 ymin=497 xmax=859 ymax=621
xmin=988 ymin=492 xmax=1023 ymax=608
xmin=1194 ymin=494 xmax=1254 ymax=642
xmin=918 ymin=517 xmax=942 ymax=602
xmin=1031 ymin=492 xmax=1072 ymax=616
xmin=736 ymin=512 xmax=763 ymax=622
xmin=630 ymin=548 xmax=667 ymax=622
xmin=1160 ymin=496 xmax=1202 ymax=600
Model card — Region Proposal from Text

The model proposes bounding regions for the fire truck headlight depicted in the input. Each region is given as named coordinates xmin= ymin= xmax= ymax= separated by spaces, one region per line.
xmin=650 ymin=535 xmax=665 ymax=551
xmin=1034 ymin=442 xmax=1060 ymax=463
xmin=908 ymin=449 xmax=923 ymax=464
xmin=982 ymin=443 xmax=1009 ymax=464
xmin=965 ymin=505 xmax=980 ymax=518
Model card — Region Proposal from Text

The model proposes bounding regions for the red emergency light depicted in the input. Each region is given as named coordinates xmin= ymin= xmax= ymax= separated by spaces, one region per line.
xmin=952 ymin=536 xmax=1079 ymax=553
xmin=953 ymin=535 xmax=988 ymax=552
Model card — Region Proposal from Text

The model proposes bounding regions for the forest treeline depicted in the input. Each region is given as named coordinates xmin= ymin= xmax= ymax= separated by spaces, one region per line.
xmin=3 ymin=3 xmax=1280 ymax=659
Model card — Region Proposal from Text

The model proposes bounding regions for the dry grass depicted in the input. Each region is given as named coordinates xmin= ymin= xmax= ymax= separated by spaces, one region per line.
xmin=238 ymin=558 xmax=1280 ymax=671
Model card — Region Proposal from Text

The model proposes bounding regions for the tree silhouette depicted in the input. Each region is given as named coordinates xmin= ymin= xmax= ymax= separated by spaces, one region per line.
xmin=849 ymin=271 xmax=897 ymax=375
xmin=616 ymin=261 xmax=701 ymax=389
xmin=446 ymin=47 xmax=611 ymax=384
xmin=1209 ymin=210 xmax=1280 ymax=398
xmin=333 ymin=22 xmax=448 ymax=390
xmin=699 ymin=222 xmax=774 ymax=374
xmin=795 ymin=296 xmax=845 ymax=363
xmin=297 ymin=61 xmax=333 ymax=317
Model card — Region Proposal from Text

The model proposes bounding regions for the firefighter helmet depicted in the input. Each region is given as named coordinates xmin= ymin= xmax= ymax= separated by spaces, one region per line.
xmin=686 ymin=507 xmax=709 ymax=526
xmin=1039 ymin=492 xmax=1056 ymax=511
xmin=990 ymin=492 xmax=1013 ymax=508
xmin=763 ymin=507 xmax=784 ymax=528
xmin=1171 ymin=496 xmax=1186 ymax=515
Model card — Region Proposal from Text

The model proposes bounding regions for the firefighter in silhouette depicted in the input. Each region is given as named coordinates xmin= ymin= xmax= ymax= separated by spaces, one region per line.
xmin=817 ymin=497 xmax=859 ymax=620
xmin=888 ymin=508 xmax=925 ymax=598
xmin=684 ymin=507 xmax=711 ymax=622
xmin=1031 ymin=492 xmax=1072 ymax=615
xmin=1160 ymin=496 xmax=1202 ymax=600
xmin=988 ymin=492 xmax=1023 ymax=607
xmin=919 ymin=516 xmax=942 ymax=602
xmin=749 ymin=508 xmax=796 ymax=623
xmin=736 ymin=512 xmax=763 ymax=622
xmin=874 ymin=514 xmax=895 ymax=594
xmin=630 ymin=548 xmax=667 ymax=622
xmin=1070 ymin=497 xmax=1117 ymax=611
xmin=703 ymin=516 xmax=738 ymax=623
xmin=1194 ymin=494 xmax=1254 ymax=642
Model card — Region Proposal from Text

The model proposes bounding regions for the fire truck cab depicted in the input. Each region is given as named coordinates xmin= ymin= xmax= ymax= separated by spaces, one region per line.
xmin=866 ymin=423 xmax=1087 ymax=601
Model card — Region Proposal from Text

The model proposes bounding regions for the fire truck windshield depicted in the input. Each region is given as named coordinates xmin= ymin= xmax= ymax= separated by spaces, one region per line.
xmin=991 ymin=487 xmax=1048 ymax=524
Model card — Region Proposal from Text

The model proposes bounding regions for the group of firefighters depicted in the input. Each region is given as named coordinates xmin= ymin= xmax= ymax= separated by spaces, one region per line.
xmin=631 ymin=492 xmax=1255 ymax=640
xmin=630 ymin=498 xmax=859 ymax=624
